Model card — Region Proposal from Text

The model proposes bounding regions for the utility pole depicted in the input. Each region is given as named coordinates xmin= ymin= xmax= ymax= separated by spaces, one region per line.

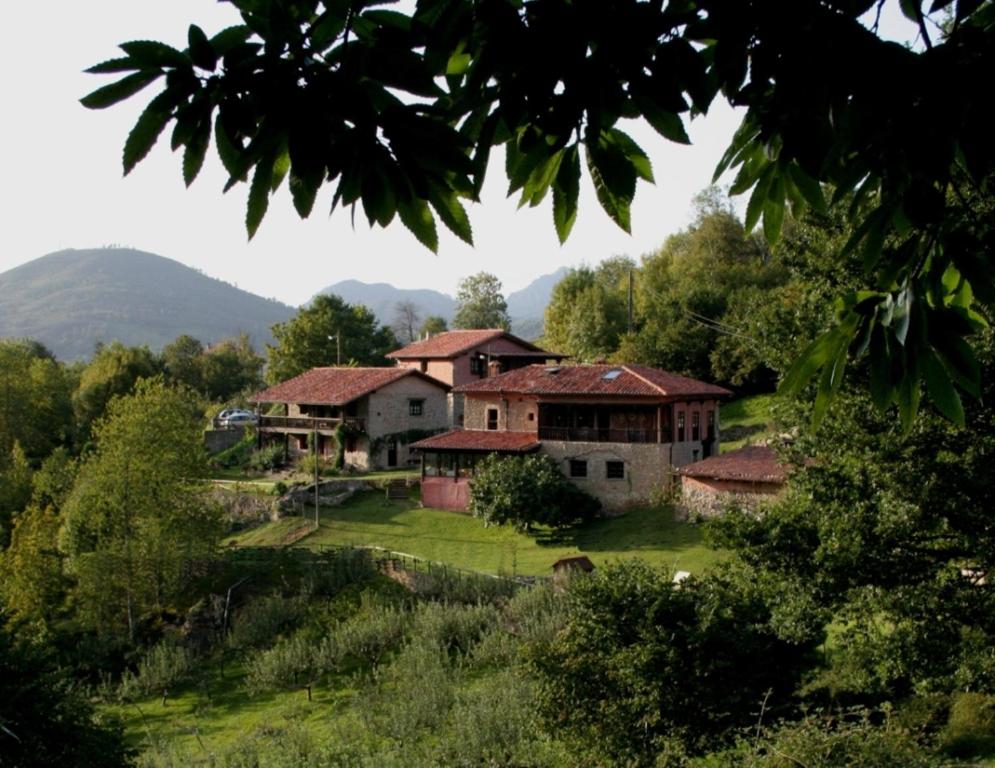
xmin=327 ymin=333 xmax=342 ymax=365
xmin=314 ymin=426 xmax=319 ymax=528
xmin=627 ymin=269 xmax=634 ymax=334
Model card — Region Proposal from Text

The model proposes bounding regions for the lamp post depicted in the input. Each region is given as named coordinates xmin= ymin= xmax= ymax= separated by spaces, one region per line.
xmin=327 ymin=332 xmax=341 ymax=365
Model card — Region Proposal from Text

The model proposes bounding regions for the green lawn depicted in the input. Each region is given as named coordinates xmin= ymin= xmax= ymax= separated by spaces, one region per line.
xmin=228 ymin=491 xmax=726 ymax=578
xmin=721 ymin=393 xmax=778 ymax=452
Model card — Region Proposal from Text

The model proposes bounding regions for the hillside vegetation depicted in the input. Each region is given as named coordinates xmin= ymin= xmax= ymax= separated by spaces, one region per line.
xmin=0 ymin=248 xmax=294 ymax=360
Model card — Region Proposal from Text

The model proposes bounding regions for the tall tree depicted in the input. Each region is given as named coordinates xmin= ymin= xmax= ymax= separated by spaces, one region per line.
xmin=266 ymin=294 xmax=396 ymax=384
xmin=60 ymin=378 xmax=222 ymax=642
xmin=0 ymin=340 xmax=74 ymax=460
xmin=392 ymin=300 xmax=422 ymax=345
xmin=201 ymin=333 xmax=265 ymax=400
xmin=85 ymin=0 xmax=995 ymax=424
xmin=161 ymin=333 xmax=205 ymax=392
xmin=452 ymin=272 xmax=510 ymax=330
xmin=543 ymin=257 xmax=633 ymax=361
xmin=73 ymin=341 xmax=161 ymax=442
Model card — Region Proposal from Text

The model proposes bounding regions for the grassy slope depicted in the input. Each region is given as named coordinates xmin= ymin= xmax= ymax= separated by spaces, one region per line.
xmin=720 ymin=393 xmax=778 ymax=452
xmin=227 ymin=491 xmax=725 ymax=577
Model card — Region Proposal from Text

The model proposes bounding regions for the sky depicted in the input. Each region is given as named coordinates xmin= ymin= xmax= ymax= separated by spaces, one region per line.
xmin=1 ymin=3 xmax=916 ymax=308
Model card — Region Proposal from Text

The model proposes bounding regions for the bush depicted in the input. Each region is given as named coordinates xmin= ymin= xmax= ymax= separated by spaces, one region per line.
xmin=469 ymin=453 xmax=600 ymax=532
xmin=228 ymin=595 xmax=307 ymax=651
xmin=410 ymin=601 xmax=500 ymax=656
xmin=245 ymin=632 xmax=337 ymax=694
xmin=209 ymin=432 xmax=255 ymax=469
xmin=119 ymin=642 xmax=195 ymax=701
xmin=298 ymin=454 xmax=334 ymax=479
xmin=248 ymin=445 xmax=285 ymax=472
xmin=941 ymin=692 xmax=995 ymax=758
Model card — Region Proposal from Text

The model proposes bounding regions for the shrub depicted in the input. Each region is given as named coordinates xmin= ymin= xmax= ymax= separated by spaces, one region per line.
xmin=245 ymin=632 xmax=335 ymax=694
xmin=119 ymin=642 xmax=195 ymax=701
xmin=209 ymin=432 xmax=255 ymax=469
xmin=941 ymin=692 xmax=995 ymax=758
xmin=297 ymin=454 xmax=334 ymax=480
xmin=334 ymin=601 xmax=409 ymax=667
xmin=410 ymin=601 xmax=500 ymax=656
xmin=469 ymin=453 xmax=600 ymax=532
xmin=248 ymin=445 xmax=285 ymax=472
xmin=228 ymin=595 xmax=307 ymax=651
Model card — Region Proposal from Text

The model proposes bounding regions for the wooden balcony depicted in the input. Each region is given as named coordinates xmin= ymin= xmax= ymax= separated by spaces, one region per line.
xmin=258 ymin=415 xmax=365 ymax=433
xmin=537 ymin=426 xmax=662 ymax=444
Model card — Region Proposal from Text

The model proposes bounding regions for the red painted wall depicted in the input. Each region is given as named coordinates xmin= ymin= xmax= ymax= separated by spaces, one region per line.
xmin=421 ymin=476 xmax=471 ymax=510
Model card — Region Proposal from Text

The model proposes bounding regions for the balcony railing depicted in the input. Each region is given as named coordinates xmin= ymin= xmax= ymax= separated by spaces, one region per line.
xmin=537 ymin=426 xmax=662 ymax=444
xmin=258 ymin=415 xmax=365 ymax=432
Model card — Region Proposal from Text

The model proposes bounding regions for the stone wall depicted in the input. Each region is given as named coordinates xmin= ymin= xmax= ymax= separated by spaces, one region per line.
xmin=678 ymin=475 xmax=783 ymax=519
xmin=204 ymin=427 xmax=246 ymax=454
xmin=540 ymin=440 xmax=674 ymax=510
xmin=464 ymin=395 xmax=538 ymax=433
xmin=364 ymin=376 xmax=450 ymax=469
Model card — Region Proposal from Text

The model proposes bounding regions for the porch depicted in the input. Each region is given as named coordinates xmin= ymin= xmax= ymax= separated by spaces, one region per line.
xmin=537 ymin=403 xmax=672 ymax=444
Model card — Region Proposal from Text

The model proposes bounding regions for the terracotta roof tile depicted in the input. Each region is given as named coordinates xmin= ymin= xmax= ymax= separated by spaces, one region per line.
xmin=679 ymin=445 xmax=788 ymax=483
xmin=250 ymin=367 xmax=446 ymax=406
xmin=454 ymin=364 xmax=732 ymax=399
xmin=387 ymin=329 xmax=550 ymax=359
xmin=410 ymin=429 xmax=542 ymax=453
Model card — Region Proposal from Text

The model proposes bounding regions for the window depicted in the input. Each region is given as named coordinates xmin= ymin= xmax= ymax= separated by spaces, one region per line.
xmin=692 ymin=411 xmax=700 ymax=441
xmin=569 ymin=459 xmax=587 ymax=478
xmin=677 ymin=411 xmax=685 ymax=442
xmin=345 ymin=435 xmax=358 ymax=452
xmin=707 ymin=410 xmax=715 ymax=440
xmin=486 ymin=408 xmax=499 ymax=430
xmin=606 ymin=461 xmax=625 ymax=479
xmin=527 ymin=412 xmax=535 ymax=421
xmin=602 ymin=369 xmax=622 ymax=380
xmin=408 ymin=399 xmax=424 ymax=416
xmin=469 ymin=356 xmax=484 ymax=375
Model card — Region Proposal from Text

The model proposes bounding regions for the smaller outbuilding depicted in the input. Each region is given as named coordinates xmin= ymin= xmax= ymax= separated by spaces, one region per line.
xmin=678 ymin=445 xmax=788 ymax=519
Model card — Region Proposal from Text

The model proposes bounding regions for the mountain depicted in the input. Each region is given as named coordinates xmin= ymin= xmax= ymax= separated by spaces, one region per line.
xmin=0 ymin=248 xmax=295 ymax=361
xmin=314 ymin=280 xmax=457 ymax=326
xmin=317 ymin=268 xmax=569 ymax=340
xmin=506 ymin=266 xmax=569 ymax=319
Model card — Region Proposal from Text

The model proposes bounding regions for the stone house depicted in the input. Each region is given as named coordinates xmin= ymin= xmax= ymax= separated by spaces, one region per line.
xmin=678 ymin=445 xmax=788 ymax=518
xmin=250 ymin=367 xmax=450 ymax=471
xmin=411 ymin=363 xmax=732 ymax=511
xmin=387 ymin=329 xmax=565 ymax=425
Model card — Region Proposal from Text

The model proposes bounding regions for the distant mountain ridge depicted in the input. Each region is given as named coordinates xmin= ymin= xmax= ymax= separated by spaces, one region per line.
xmin=0 ymin=248 xmax=295 ymax=361
xmin=316 ymin=267 xmax=569 ymax=340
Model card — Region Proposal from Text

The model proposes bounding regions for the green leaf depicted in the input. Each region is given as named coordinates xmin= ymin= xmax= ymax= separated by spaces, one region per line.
xmin=924 ymin=351 xmax=965 ymax=427
xmin=81 ymin=71 xmax=162 ymax=110
xmin=214 ymin=117 xmax=246 ymax=182
xmin=270 ymin=147 xmax=291 ymax=192
xmin=868 ymin=326 xmax=895 ymax=409
xmin=119 ymin=40 xmax=189 ymax=69
xmin=428 ymin=184 xmax=473 ymax=246
xmin=713 ymin=117 xmax=760 ymax=182
xmin=188 ymin=25 xmax=217 ymax=71
xmin=897 ymin=365 xmax=922 ymax=434
xmin=631 ymin=92 xmax=690 ymax=145
xmin=609 ymin=129 xmax=654 ymax=183
xmin=210 ymin=26 xmax=253 ymax=56
xmin=778 ymin=329 xmax=843 ymax=397
xmin=397 ymin=195 xmax=439 ymax=252
xmin=812 ymin=344 xmax=848 ymax=426
xmin=763 ymin=170 xmax=786 ymax=243
xmin=182 ymin=121 xmax=210 ymax=187
xmin=586 ymin=145 xmax=632 ymax=234
xmin=289 ymin=169 xmax=321 ymax=219
xmin=246 ymin=156 xmax=274 ymax=240
xmin=122 ymin=90 xmax=178 ymax=175
xmin=553 ymin=146 xmax=581 ymax=244
xmin=786 ymin=164 xmax=827 ymax=214
xmin=932 ymin=330 xmax=981 ymax=398
xmin=744 ymin=165 xmax=774 ymax=233
xmin=85 ymin=57 xmax=139 ymax=74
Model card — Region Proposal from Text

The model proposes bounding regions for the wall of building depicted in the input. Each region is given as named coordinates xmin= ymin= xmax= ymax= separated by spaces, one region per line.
xmin=464 ymin=395 xmax=538 ymax=433
xmin=541 ymin=440 xmax=674 ymax=510
xmin=364 ymin=376 xmax=450 ymax=469
xmin=679 ymin=475 xmax=784 ymax=519
xmin=421 ymin=476 xmax=471 ymax=511
xmin=449 ymin=338 xmax=543 ymax=387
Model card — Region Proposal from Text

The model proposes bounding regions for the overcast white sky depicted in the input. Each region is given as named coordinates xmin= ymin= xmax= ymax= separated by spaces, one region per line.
xmin=1 ymin=3 xmax=916 ymax=307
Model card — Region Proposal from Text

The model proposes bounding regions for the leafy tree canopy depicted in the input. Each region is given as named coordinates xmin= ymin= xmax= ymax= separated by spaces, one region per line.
xmin=266 ymin=294 xmax=396 ymax=383
xmin=418 ymin=314 xmax=449 ymax=338
xmin=73 ymin=341 xmax=161 ymax=442
xmin=452 ymin=272 xmax=511 ymax=330
xmin=84 ymin=0 xmax=995 ymax=425
xmin=0 ymin=340 xmax=74 ymax=460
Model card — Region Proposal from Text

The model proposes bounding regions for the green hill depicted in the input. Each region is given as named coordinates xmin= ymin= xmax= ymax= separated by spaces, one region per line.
xmin=0 ymin=248 xmax=295 ymax=360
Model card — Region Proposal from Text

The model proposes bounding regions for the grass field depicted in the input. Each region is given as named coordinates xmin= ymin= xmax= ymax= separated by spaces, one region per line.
xmin=226 ymin=491 xmax=726 ymax=577
xmin=720 ymin=393 xmax=778 ymax=452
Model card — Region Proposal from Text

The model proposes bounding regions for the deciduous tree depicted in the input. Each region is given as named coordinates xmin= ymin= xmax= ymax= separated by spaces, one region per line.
xmin=452 ymin=273 xmax=510 ymax=330
xmin=266 ymin=294 xmax=396 ymax=383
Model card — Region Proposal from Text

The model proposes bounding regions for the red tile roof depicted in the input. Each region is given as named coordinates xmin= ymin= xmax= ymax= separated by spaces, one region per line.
xmin=679 ymin=445 xmax=788 ymax=483
xmin=454 ymin=364 xmax=732 ymax=399
xmin=249 ymin=367 xmax=447 ymax=406
xmin=409 ymin=429 xmax=542 ymax=453
xmin=387 ymin=329 xmax=550 ymax=359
